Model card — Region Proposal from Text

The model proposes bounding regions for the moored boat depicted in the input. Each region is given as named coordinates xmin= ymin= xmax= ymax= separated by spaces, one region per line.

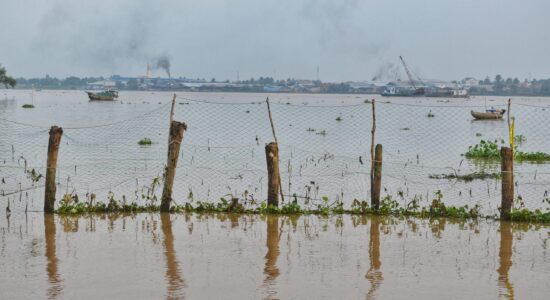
xmin=86 ymin=90 xmax=118 ymax=101
xmin=470 ymin=108 xmax=506 ymax=120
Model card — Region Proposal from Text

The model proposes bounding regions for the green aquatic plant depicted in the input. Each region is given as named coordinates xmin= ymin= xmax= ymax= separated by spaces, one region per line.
xmin=515 ymin=151 xmax=550 ymax=162
xmin=22 ymin=104 xmax=34 ymax=108
xmin=464 ymin=139 xmax=503 ymax=159
xmin=335 ymin=116 xmax=343 ymax=122
xmin=138 ymin=138 xmax=152 ymax=145
xmin=509 ymin=208 xmax=550 ymax=222
xmin=465 ymin=139 xmax=550 ymax=162
xmin=514 ymin=134 xmax=526 ymax=145
xmin=427 ymin=110 xmax=435 ymax=118
xmin=54 ymin=188 xmax=548 ymax=223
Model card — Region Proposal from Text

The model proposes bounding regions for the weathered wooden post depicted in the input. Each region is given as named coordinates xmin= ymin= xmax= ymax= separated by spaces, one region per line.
xmin=265 ymin=98 xmax=284 ymax=203
xmin=371 ymin=144 xmax=383 ymax=210
xmin=160 ymin=121 xmax=187 ymax=212
xmin=265 ymin=142 xmax=280 ymax=207
xmin=44 ymin=126 xmax=63 ymax=213
xmin=501 ymin=147 xmax=513 ymax=220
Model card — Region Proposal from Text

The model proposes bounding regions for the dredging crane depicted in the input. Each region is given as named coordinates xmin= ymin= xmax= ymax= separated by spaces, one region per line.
xmin=399 ymin=56 xmax=425 ymax=96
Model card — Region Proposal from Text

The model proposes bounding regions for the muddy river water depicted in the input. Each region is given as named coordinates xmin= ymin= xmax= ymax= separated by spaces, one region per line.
xmin=1 ymin=212 xmax=549 ymax=299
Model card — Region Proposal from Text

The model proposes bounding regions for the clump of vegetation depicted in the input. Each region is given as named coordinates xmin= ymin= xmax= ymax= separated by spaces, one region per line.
xmin=335 ymin=116 xmax=343 ymax=122
xmin=475 ymin=133 xmax=482 ymax=137
xmin=22 ymin=104 xmax=34 ymax=108
xmin=427 ymin=110 xmax=435 ymax=118
xmin=400 ymin=127 xmax=410 ymax=131
xmin=509 ymin=208 xmax=550 ymax=222
xmin=464 ymin=139 xmax=550 ymax=162
xmin=429 ymin=171 xmax=500 ymax=182
xmin=464 ymin=139 xmax=503 ymax=159
xmin=515 ymin=151 xmax=550 ymax=162
xmin=138 ymin=138 xmax=152 ymax=145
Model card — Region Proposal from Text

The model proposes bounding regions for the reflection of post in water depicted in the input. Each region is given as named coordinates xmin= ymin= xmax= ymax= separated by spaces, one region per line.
xmin=44 ymin=214 xmax=62 ymax=299
xmin=263 ymin=215 xmax=280 ymax=292
xmin=497 ymin=222 xmax=514 ymax=299
xmin=366 ymin=217 xmax=383 ymax=300
xmin=160 ymin=213 xmax=185 ymax=299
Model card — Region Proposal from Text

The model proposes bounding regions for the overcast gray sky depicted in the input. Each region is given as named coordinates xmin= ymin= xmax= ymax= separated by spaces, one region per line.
xmin=1 ymin=0 xmax=549 ymax=82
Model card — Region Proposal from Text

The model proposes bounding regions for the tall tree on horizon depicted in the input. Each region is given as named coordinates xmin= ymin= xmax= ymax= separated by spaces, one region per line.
xmin=0 ymin=64 xmax=16 ymax=88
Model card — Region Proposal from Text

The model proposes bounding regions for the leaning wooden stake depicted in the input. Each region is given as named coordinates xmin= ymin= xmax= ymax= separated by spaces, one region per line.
xmin=371 ymin=144 xmax=383 ymax=210
xmin=501 ymin=147 xmax=514 ymax=220
xmin=160 ymin=121 xmax=187 ymax=212
xmin=265 ymin=98 xmax=284 ymax=203
xmin=44 ymin=126 xmax=63 ymax=213
xmin=265 ymin=142 xmax=280 ymax=207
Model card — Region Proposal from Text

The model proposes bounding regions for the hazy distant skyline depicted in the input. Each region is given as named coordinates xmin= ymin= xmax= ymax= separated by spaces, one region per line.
xmin=1 ymin=0 xmax=549 ymax=82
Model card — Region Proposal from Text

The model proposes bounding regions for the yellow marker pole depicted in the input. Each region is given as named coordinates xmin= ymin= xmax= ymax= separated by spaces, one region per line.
xmin=509 ymin=118 xmax=515 ymax=153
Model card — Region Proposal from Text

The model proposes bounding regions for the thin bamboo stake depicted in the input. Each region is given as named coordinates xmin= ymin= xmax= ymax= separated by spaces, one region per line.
xmin=266 ymin=97 xmax=278 ymax=143
xmin=507 ymin=98 xmax=514 ymax=151
xmin=168 ymin=94 xmax=176 ymax=146
xmin=170 ymin=94 xmax=176 ymax=124
xmin=265 ymin=97 xmax=284 ymax=203
xmin=370 ymin=99 xmax=376 ymax=207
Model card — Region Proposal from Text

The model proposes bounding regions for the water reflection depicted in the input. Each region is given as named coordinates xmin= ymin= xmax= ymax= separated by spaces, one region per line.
xmin=366 ymin=217 xmax=383 ymax=300
xmin=263 ymin=215 xmax=280 ymax=298
xmin=497 ymin=222 xmax=514 ymax=299
xmin=1 ymin=212 xmax=547 ymax=299
xmin=44 ymin=214 xmax=62 ymax=299
xmin=160 ymin=213 xmax=185 ymax=299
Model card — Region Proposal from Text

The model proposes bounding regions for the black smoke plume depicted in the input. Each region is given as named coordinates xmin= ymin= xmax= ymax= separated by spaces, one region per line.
xmin=155 ymin=56 xmax=171 ymax=78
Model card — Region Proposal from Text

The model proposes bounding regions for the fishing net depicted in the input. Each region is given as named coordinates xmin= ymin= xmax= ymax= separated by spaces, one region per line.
xmin=1 ymin=93 xmax=549 ymax=214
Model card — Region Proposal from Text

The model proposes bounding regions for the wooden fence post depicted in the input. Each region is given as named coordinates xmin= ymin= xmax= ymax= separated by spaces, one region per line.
xmin=265 ymin=142 xmax=280 ymax=207
xmin=371 ymin=144 xmax=383 ymax=210
xmin=44 ymin=126 xmax=63 ymax=213
xmin=501 ymin=147 xmax=513 ymax=220
xmin=160 ymin=121 xmax=187 ymax=212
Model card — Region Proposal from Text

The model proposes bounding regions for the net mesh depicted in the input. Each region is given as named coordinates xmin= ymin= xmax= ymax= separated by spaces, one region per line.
xmin=1 ymin=94 xmax=549 ymax=214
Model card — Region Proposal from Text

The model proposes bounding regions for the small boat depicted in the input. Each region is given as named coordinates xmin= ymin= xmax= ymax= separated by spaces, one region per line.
xmin=86 ymin=90 xmax=118 ymax=101
xmin=470 ymin=108 xmax=506 ymax=120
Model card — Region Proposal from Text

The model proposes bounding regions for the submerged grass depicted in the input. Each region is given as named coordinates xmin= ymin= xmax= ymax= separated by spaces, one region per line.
xmin=429 ymin=171 xmax=500 ymax=182
xmin=55 ymin=190 xmax=550 ymax=223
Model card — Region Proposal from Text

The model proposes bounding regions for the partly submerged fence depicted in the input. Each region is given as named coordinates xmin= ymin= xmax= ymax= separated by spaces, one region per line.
xmin=1 ymin=95 xmax=550 ymax=215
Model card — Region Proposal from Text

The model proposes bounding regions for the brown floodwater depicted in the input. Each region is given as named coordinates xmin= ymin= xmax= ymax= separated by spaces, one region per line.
xmin=1 ymin=212 xmax=549 ymax=299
